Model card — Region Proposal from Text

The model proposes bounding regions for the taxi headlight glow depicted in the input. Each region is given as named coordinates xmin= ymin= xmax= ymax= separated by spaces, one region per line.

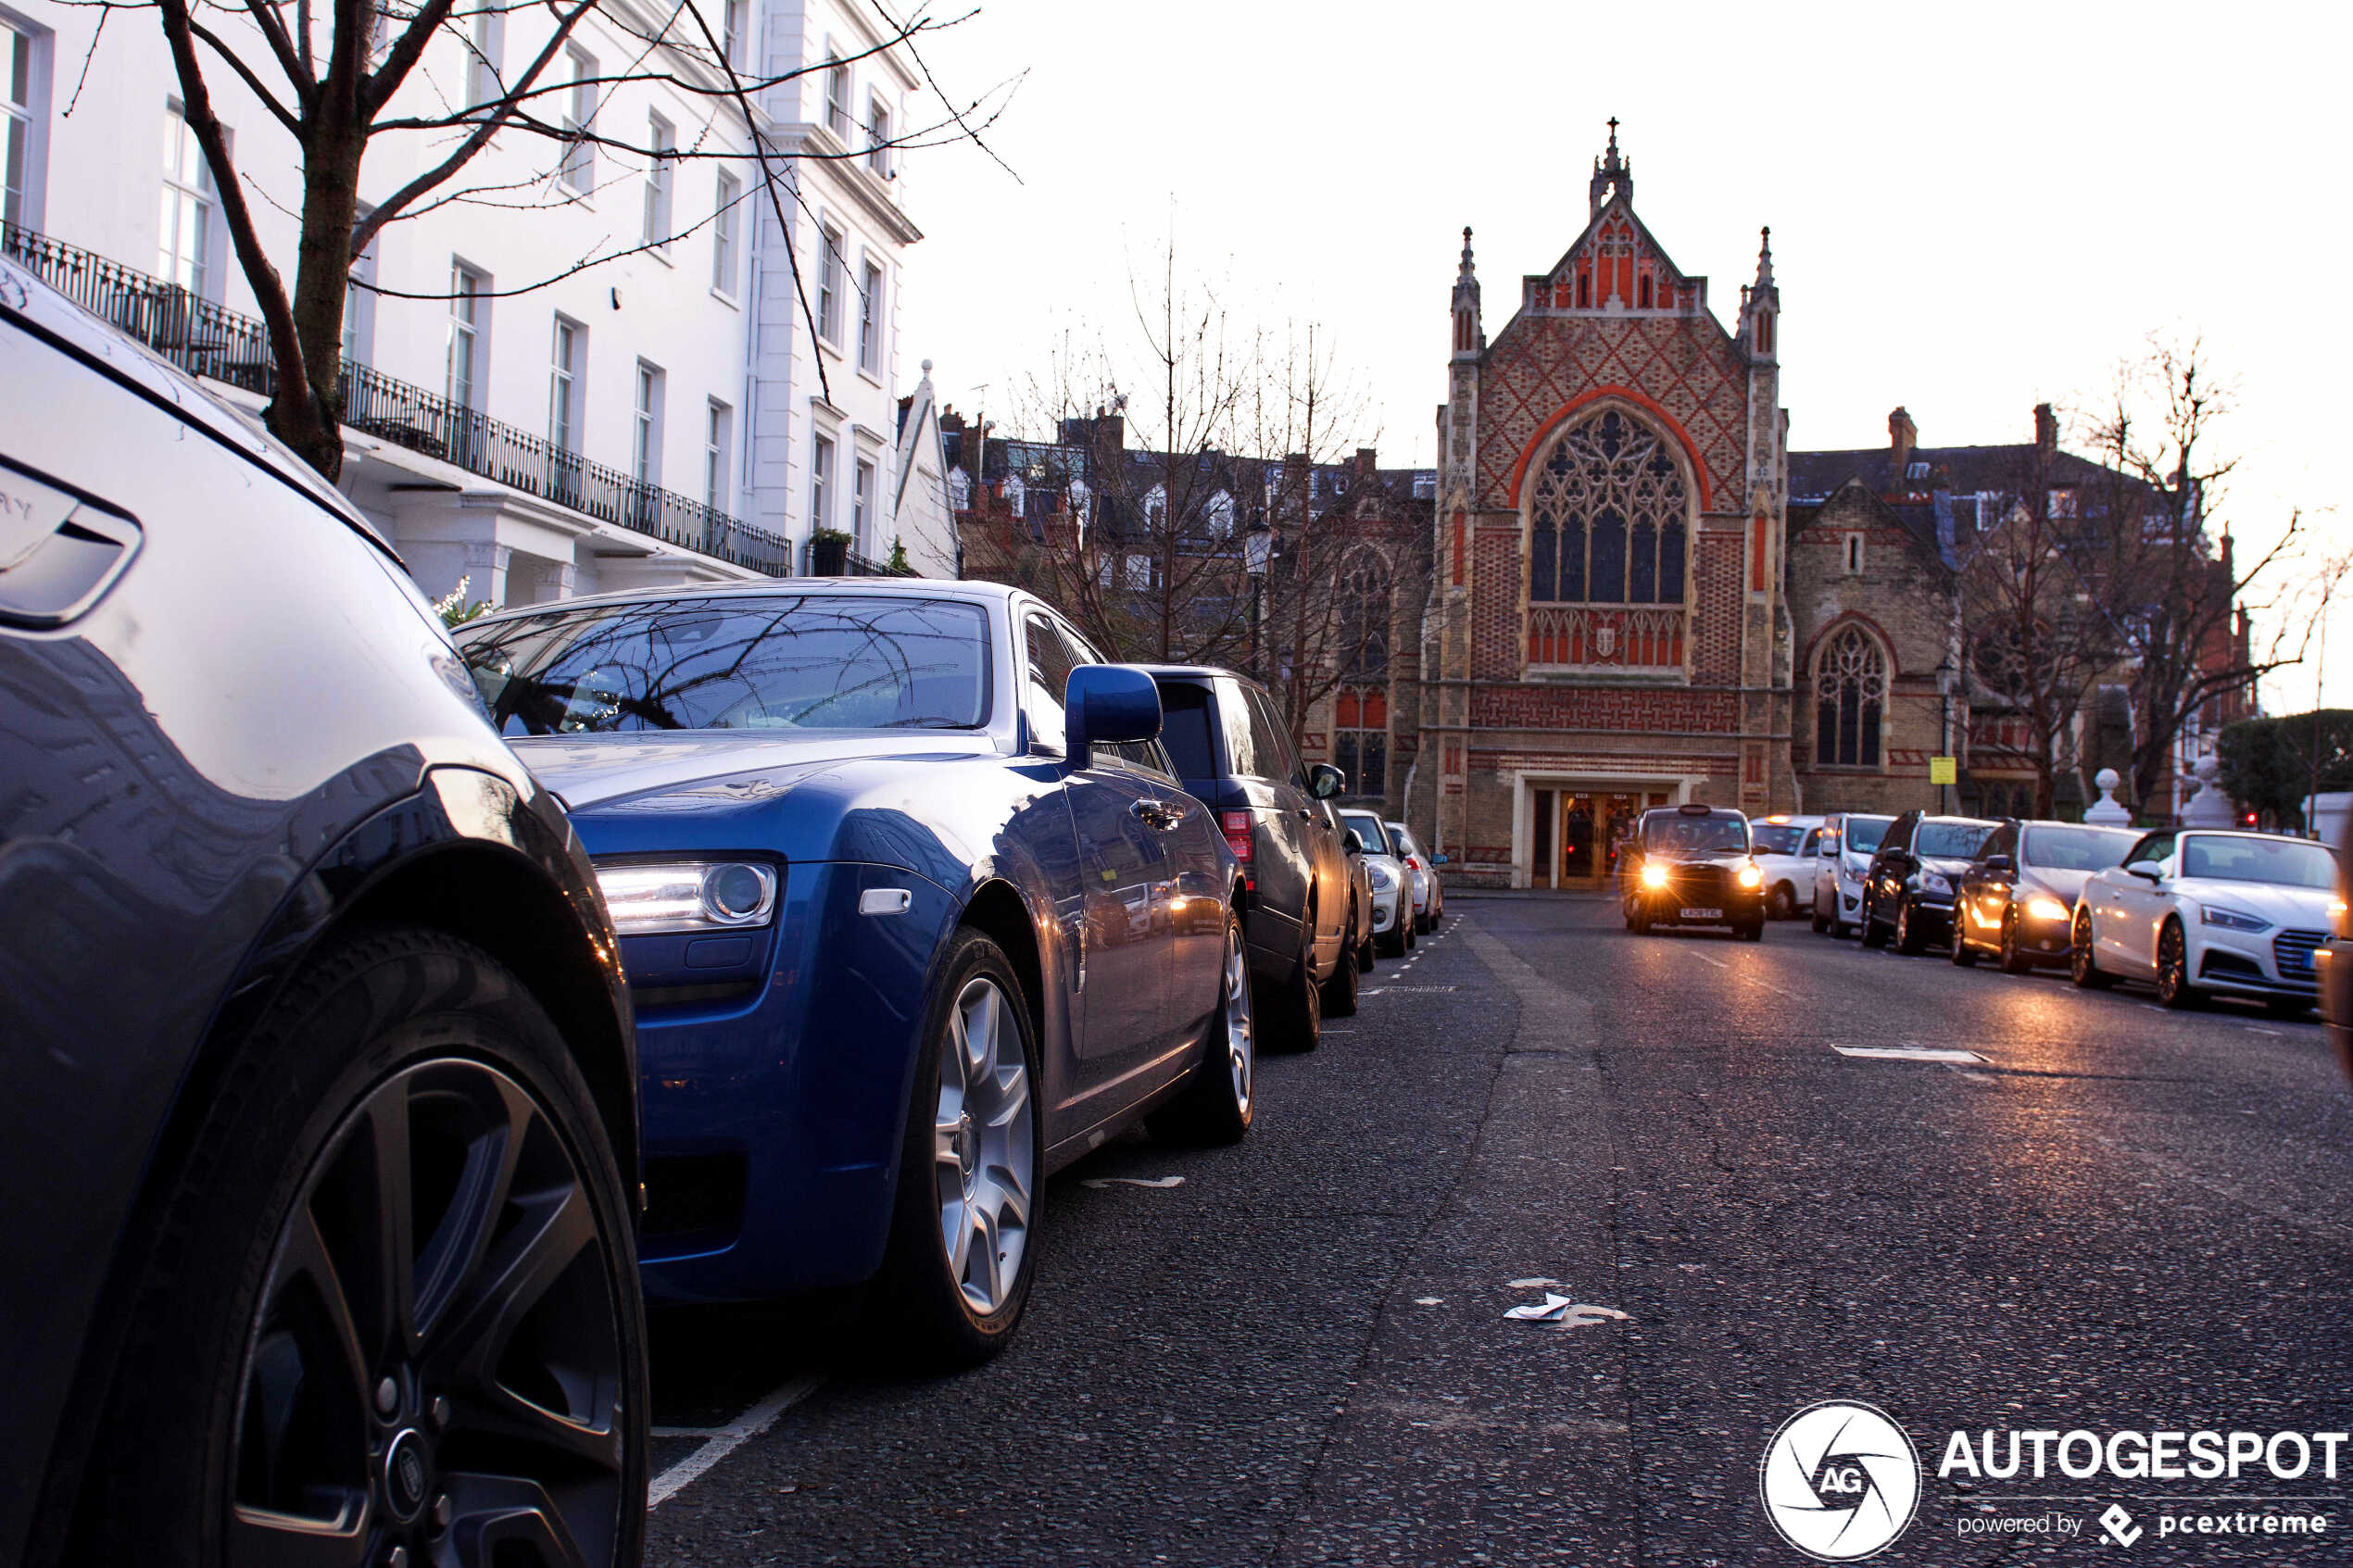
xmin=2025 ymin=896 xmax=2071 ymax=922
xmin=1735 ymin=862 xmax=1764 ymax=889
xmin=1641 ymin=862 xmax=1670 ymax=889
xmin=596 ymin=859 xmax=779 ymax=935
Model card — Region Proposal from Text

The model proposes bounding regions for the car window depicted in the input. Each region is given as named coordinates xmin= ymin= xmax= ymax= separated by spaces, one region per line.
xmin=2179 ymin=834 xmax=2334 ymax=889
xmin=1023 ymin=612 xmax=1076 ymax=753
xmin=1246 ymin=688 xmax=1301 ymax=788
xmin=1642 ymin=813 xmax=1750 ymax=854
xmin=1156 ymin=680 xmax=1220 ymax=781
xmin=460 ymin=595 xmax=991 ymax=734
xmin=2021 ymin=824 xmax=2138 ymax=872
xmin=1390 ymin=825 xmax=1423 ymax=859
xmin=1752 ymin=824 xmax=1806 ymax=855
xmin=2125 ymin=831 xmax=2175 ymax=870
xmin=1881 ymin=815 xmax=1916 ymax=853
xmin=1974 ymin=823 xmax=2014 ymax=861
xmin=1841 ymin=815 xmax=1892 ymax=855
xmin=1341 ymin=811 xmax=1391 ymax=855
xmin=1218 ymin=681 xmax=1260 ymax=778
xmin=1800 ymin=829 xmax=1822 ymax=855
xmin=1915 ymin=822 xmax=1994 ymax=859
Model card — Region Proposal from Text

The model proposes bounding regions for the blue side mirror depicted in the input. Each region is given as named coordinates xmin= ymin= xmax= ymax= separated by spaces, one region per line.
xmin=1064 ymin=665 xmax=1162 ymax=766
xmin=1433 ymin=853 xmax=1450 ymax=865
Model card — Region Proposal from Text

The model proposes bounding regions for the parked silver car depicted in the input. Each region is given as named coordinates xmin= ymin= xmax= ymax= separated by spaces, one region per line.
xmin=1811 ymin=810 xmax=1894 ymax=937
xmin=1340 ymin=809 xmax=1416 ymax=956
xmin=1388 ymin=820 xmax=1446 ymax=932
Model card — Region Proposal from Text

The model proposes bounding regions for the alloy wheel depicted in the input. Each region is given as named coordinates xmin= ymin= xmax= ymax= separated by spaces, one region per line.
xmin=1221 ymin=922 xmax=1254 ymax=1116
xmin=2158 ymin=922 xmax=2199 ymax=1009
xmin=933 ymin=976 xmax=1035 ymax=1316
xmin=231 ymin=1059 xmax=628 ymax=1568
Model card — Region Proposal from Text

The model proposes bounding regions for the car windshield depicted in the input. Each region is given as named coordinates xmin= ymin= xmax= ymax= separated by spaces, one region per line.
xmin=1752 ymin=825 xmax=1806 ymax=855
xmin=1342 ymin=812 xmax=1391 ymax=855
xmin=2178 ymin=834 xmax=2334 ymax=889
xmin=1841 ymin=815 xmax=1892 ymax=855
xmin=1642 ymin=814 xmax=1750 ymax=855
xmin=458 ymin=595 xmax=991 ymax=734
xmin=1915 ymin=822 xmax=1994 ymax=859
xmin=2021 ymin=824 xmax=2140 ymax=872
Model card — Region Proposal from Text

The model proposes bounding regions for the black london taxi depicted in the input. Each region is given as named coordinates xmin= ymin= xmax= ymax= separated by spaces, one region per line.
xmin=1622 ymin=803 xmax=1768 ymax=940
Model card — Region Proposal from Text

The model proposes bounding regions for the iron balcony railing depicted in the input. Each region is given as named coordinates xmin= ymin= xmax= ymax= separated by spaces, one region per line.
xmin=2 ymin=220 xmax=792 ymax=577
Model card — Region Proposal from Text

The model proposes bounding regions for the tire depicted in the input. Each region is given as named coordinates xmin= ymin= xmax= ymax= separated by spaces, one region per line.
xmin=1894 ymin=897 xmax=1927 ymax=956
xmin=1630 ymin=906 xmax=1652 ymax=935
xmin=2070 ymin=909 xmax=2114 ymax=989
xmin=1320 ymin=920 xmax=1361 ymax=1018
xmin=1859 ymin=901 xmax=1890 ymax=949
xmin=1357 ymin=928 xmax=1376 ymax=973
xmin=1378 ymin=908 xmax=1406 ymax=958
xmin=1150 ymin=912 xmax=1255 ymax=1147
xmin=1267 ymin=923 xmax=1324 ymax=1052
xmin=2156 ymin=919 xmax=2204 ymax=1010
xmin=1404 ymin=920 xmax=1416 ymax=951
xmin=1769 ymin=884 xmax=1796 ymax=921
xmin=1998 ymin=910 xmax=2032 ymax=975
xmin=877 ymin=927 xmax=1043 ymax=1367
xmin=1738 ymin=922 xmax=1764 ymax=943
xmin=1951 ymin=923 xmax=1979 ymax=966
xmin=1810 ymin=903 xmax=1831 ymax=935
xmin=71 ymin=924 xmax=648 ymax=1567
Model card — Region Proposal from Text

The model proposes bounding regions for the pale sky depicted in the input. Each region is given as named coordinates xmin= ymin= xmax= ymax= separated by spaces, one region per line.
xmin=897 ymin=0 xmax=2349 ymax=712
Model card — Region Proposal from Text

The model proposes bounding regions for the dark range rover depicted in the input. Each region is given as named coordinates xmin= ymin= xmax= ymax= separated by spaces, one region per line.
xmin=1622 ymin=804 xmax=1768 ymax=940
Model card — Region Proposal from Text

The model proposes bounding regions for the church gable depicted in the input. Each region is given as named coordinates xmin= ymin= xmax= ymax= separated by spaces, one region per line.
xmin=1519 ymin=207 xmax=1705 ymax=320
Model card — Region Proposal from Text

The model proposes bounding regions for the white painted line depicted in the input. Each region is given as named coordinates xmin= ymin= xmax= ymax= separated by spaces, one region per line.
xmin=1080 ymin=1174 xmax=1184 ymax=1189
xmin=1834 ymin=1045 xmax=1986 ymax=1064
xmin=2244 ymin=1026 xmax=2284 ymax=1037
xmin=1691 ymin=954 xmax=1730 ymax=970
xmin=648 ymin=1373 xmax=824 ymax=1508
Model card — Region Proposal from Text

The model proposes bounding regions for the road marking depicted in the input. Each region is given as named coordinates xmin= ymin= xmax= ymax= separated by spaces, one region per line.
xmin=648 ymin=1374 xmax=824 ymax=1508
xmin=1691 ymin=954 xmax=1730 ymax=970
xmin=1080 ymin=1175 xmax=1185 ymax=1189
xmin=1834 ymin=1045 xmax=1987 ymax=1064
xmin=2243 ymin=1026 xmax=2285 ymax=1037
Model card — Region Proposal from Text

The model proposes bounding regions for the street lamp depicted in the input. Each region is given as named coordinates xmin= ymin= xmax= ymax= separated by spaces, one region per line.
xmin=1245 ymin=517 xmax=1274 ymax=682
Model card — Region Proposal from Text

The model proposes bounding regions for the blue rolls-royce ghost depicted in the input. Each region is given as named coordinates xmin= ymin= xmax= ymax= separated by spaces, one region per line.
xmin=458 ymin=582 xmax=1251 ymax=1361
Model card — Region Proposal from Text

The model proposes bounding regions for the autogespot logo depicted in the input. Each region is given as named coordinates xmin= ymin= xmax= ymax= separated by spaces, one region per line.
xmin=1760 ymin=1400 xmax=1923 ymax=1561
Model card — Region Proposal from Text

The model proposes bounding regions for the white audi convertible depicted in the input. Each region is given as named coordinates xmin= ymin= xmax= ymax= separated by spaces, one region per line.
xmin=2070 ymin=829 xmax=2345 ymax=1013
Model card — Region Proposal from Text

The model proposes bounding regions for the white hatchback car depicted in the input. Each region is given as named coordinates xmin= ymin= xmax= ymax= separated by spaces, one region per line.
xmin=2071 ymin=829 xmax=2345 ymax=1013
xmin=1810 ymin=811 xmax=1894 ymax=937
xmin=1340 ymin=809 xmax=1416 ymax=957
xmin=1750 ymin=814 xmax=1824 ymax=921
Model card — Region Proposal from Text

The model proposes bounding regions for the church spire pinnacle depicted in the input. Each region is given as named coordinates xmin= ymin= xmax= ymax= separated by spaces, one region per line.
xmin=1754 ymin=225 xmax=1775 ymax=291
xmin=1589 ymin=118 xmax=1634 ymax=219
xmin=1451 ymin=225 xmax=1481 ymax=358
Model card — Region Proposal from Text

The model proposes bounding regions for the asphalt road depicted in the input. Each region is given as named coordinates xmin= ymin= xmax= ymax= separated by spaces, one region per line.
xmin=644 ymin=896 xmax=2353 ymax=1565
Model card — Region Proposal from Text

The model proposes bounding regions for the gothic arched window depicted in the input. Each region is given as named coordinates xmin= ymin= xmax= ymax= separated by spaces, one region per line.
xmin=1528 ymin=409 xmax=1688 ymax=606
xmin=1814 ymin=626 xmax=1887 ymax=768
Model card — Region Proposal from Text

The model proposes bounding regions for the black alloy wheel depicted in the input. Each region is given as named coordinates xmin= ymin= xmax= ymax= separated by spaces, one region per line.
xmin=1268 ymin=920 xmax=1324 ymax=1051
xmin=2070 ymin=909 xmax=2114 ymax=989
xmin=2156 ymin=919 xmax=2204 ymax=1010
xmin=1998 ymin=909 xmax=2032 ymax=974
xmin=71 ymin=926 xmax=646 ymax=1568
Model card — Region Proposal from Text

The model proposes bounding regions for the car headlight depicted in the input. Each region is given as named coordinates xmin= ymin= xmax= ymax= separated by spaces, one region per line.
xmin=2199 ymin=905 xmax=2270 ymax=933
xmin=1368 ymin=864 xmax=1395 ymax=891
xmin=2024 ymin=896 xmax=2071 ymax=922
xmin=1919 ymin=872 xmax=1952 ymax=896
xmin=1735 ymin=862 xmax=1763 ymax=889
xmin=1641 ymin=862 xmax=1669 ymax=889
xmin=596 ymin=859 xmax=780 ymax=935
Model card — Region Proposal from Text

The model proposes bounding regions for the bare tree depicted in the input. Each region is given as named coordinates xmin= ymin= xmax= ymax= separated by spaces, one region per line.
xmin=2072 ymin=339 xmax=2306 ymax=809
xmin=1953 ymin=434 xmax=2116 ymax=817
xmin=64 ymin=0 xmax=1006 ymax=477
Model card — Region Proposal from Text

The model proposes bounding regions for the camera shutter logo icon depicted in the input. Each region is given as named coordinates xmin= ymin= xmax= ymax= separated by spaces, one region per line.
xmin=1758 ymin=1400 xmax=1921 ymax=1561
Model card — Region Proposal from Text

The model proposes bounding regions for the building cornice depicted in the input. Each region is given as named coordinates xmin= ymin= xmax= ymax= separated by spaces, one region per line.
xmin=763 ymin=122 xmax=924 ymax=245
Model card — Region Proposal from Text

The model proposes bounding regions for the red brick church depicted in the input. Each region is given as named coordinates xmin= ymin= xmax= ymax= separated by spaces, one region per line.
xmin=1425 ymin=123 xmax=1797 ymax=887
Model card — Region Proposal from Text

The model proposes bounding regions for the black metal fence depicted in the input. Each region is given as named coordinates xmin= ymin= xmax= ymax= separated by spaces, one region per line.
xmin=3 ymin=220 xmax=792 ymax=577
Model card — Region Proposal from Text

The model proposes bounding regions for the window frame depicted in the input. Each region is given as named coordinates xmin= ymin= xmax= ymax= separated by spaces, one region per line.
xmin=642 ymin=111 xmax=674 ymax=250
xmin=632 ymin=360 xmax=665 ymax=488
xmin=1526 ymin=407 xmax=1691 ymax=608
xmin=444 ymin=260 xmax=485 ymax=408
xmin=559 ymin=48 xmax=597 ymax=194
xmin=823 ymin=52 xmax=850 ymax=140
xmin=711 ymin=169 xmax=740 ymax=295
xmin=851 ymin=456 xmax=874 ymax=550
xmin=704 ymin=398 xmax=732 ymax=511
xmin=816 ymin=223 xmax=844 ymax=344
xmin=865 ymin=93 xmax=891 ymax=177
xmin=810 ymin=432 xmax=835 ymax=532
xmin=1812 ymin=622 xmax=1888 ymax=771
xmin=857 ymin=256 xmax=882 ymax=373
xmin=4 ymin=16 xmax=50 ymax=231
xmin=548 ymin=314 xmax=585 ymax=453
xmin=158 ymin=98 xmax=218 ymax=298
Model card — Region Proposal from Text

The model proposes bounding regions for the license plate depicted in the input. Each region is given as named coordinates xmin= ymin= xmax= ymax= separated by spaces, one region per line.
xmin=1680 ymin=907 xmax=1722 ymax=921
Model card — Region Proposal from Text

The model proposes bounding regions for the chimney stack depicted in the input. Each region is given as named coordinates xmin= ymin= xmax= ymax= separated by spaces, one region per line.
xmin=1888 ymin=407 xmax=1919 ymax=486
xmin=2033 ymin=402 xmax=2058 ymax=461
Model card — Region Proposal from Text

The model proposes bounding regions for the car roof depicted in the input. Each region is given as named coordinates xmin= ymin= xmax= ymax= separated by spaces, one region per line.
xmin=1138 ymin=663 xmax=1248 ymax=684
xmin=1 ymin=255 xmax=393 ymax=560
xmin=461 ymin=573 xmax=1020 ymax=632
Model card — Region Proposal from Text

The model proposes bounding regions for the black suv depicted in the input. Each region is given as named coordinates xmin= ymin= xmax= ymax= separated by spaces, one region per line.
xmin=0 ymin=258 xmax=646 ymax=1562
xmin=1860 ymin=810 xmax=2000 ymax=954
xmin=1621 ymin=804 xmax=1767 ymax=940
xmin=1149 ymin=667 xmax=1357 ymax=1043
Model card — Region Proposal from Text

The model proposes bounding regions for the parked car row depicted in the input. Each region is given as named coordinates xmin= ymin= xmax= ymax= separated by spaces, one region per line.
xmin=1 ymin=262 xmax=1441 ymax=1565
xmin=1798 ymin=802 xmax=2341 ymax=1017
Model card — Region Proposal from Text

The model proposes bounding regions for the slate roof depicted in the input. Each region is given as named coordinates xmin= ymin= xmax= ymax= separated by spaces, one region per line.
xmin=1788 ymin=444 xmax=2118 ymax=506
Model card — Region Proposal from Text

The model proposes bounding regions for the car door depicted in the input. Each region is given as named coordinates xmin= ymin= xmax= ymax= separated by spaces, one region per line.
xmin=1023 ymin=612 xmax=1168 ymax=1102
xmin=1963 ymin=822 xmax=2018 ymax=944
xmin=1221 ymin=681 xmax=1313 ymax=958
xmin=1869 ymin=813 xmax=1919 ymax=926
xmin=2104 ymin=831 xmax=2175 ymax=973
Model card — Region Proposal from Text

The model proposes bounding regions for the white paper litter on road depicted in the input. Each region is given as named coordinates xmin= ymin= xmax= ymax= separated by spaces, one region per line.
xmin=1080 ymin=1175 xmax=1186 ymax=1189
xmin=1505 ymin=1276 xmax=1560 ymax=1289
xmin=1415 ymin=1297 xmax=1443 ymax=1306
xmin=1504 ymin=1293 xmax=1630 ymax=1329
xmin=1833 ymin=1045 xmax=1985 ymax=1064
